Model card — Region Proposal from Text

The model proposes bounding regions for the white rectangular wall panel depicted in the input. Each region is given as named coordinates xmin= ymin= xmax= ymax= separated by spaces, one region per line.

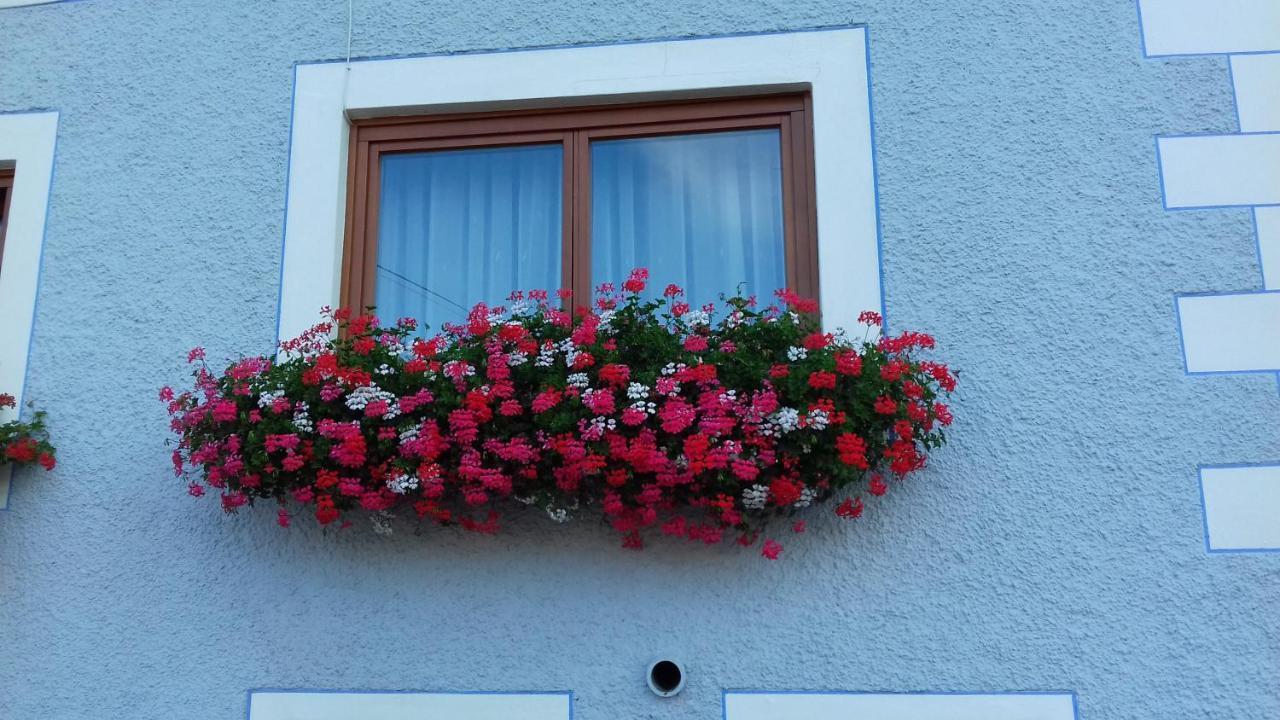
xmin=248 ymin=691 xmax=571 ymax=720
xmin=1158 ymin=133 xmax=1280 ymax=208
xmin=1139 ymin=0 xmax=1280 ymax=56
xmin=1258 ymin=207 xmax=1280 ymax=290
xmin=1232 ymin=54 xmax=1280 ymax=132
xmin=1201 ymin=465 xmax=1280 ymax=551
xmin=1177 ymin=291 xmax=1280 ymax=372
xmin=725 ymin=692 xmax=1076 ymax=720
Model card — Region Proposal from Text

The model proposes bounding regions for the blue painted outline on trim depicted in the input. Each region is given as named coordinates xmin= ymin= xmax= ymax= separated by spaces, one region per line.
xmin=1146 ymin=49 xmax=1280 ymax=59
xmin=721 ymin=689 xmax=1080 ymax=720
xmin=244 ymin=688 xmax=573 ymax=720
xmin=1173 ymin=289 xmax=1280 ymax=375
xmin=1152 ymin=135 xmax=1169 ymax=211
xmin=294 ymin=23 xmax=869 ymax=68
xmin=0 ymin=0 xmax=88 ymax=10
xmin=272 ymin=63 xmax=299 ymax=348
xmin=0 ymin=108 xmax=61 ymax=513
xmin=862 ymin=26 xmax=889 ymax=334
xmin=1197 ymin=462 xmax=1280 ymax=554
xmin=274 ymin=24 xmax=883 ymax=340
xmin=1154 ymin=131 xmax=1280 ymax=210
xmin=1226 ymin=56 xmax=1243 ymax=132
xmin=1134 ymin=0 xmax=1150 ymax=59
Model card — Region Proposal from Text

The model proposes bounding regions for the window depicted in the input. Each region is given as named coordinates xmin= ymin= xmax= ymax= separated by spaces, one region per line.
xmin=278 ymin=28 xmax=881 ymax=343
xmin=342 ymin=95 xmax=817 ymax=330
xmin=0 ymin=168 xmax=12 ymax=267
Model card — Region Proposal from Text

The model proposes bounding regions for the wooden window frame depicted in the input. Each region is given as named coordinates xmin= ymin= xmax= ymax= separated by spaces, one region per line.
xmin=0 ymin=168 xmax=13 ymax=273
xmin=341 ymin=94 xmax=819 ymax=314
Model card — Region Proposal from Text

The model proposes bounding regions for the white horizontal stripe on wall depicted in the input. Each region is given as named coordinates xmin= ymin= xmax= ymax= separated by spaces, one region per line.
xmin=1157 ymin=133 xmax=1280 ymax=208
xmin=1139 ymin=0 xmax=1280 ymax=56
xmin=248 ymin=691 xmax=571 ymax=720
xmin=724 ymin=692 xmax=1076 ymax=720
xmin=1259 ymin=207 xmax=1280 ymax=290
xmin=1177 ymin=291 xmax=1280 ymax=372
xmin=1232 ymin=54 xmax=1280 ymax=132
xmin=1201 ymin=465 xmax=1280 ymax=551
xmin=280 ymin=28 xmax=882 ymax=343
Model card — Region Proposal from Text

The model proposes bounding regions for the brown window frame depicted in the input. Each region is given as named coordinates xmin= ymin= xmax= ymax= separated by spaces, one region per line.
xmin=0 ymin=168 xmax=13 ymax=273
xmin=341 ymin=93 xmax=819 ymax=314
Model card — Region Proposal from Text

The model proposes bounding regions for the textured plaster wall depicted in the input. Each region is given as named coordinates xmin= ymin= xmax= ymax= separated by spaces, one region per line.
xmin=0 ymin=1 xmax=1276 ymax=719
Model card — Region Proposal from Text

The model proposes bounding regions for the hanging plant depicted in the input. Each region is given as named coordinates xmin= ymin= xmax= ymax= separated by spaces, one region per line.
xmin=1 ymin=393 xmax=57 ymax=472
xmin=163 ymin=270 xmax=956 ymax=558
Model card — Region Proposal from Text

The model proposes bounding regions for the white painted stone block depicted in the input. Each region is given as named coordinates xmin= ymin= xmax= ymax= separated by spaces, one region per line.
xmin=1139 ymin=0 xmax=1280 ymax=56
xmin=1201 ymin=465 xmax=1280 ymax=551
xmin=1158 ymin=133 xmax=1280 ymax=208
xmin=248 ymin=691 xmax=571 ymax=720
xmin=1232 ymin=53 xmax=1280 ymax=132
xmin=725 ymin=693 xmax=1077 ymax=720
xmin=1177 ymin=291 xmax=1280 ymax=372
xmin=1258 ymin=207 xmax=1280 ymax=290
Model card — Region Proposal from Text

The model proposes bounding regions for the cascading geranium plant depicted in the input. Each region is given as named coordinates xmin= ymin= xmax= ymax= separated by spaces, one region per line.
xmin=1 ymin=393 xmax=57 ymax=472
xmin=164 ymin=269 xmax=955 ymax=558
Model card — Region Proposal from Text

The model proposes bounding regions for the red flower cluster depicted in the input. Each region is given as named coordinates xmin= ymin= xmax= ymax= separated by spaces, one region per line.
xmin=0 ymin=393 xmax=56 ymax=472
xmin=166 ymin=270 xmax=955 ymax=557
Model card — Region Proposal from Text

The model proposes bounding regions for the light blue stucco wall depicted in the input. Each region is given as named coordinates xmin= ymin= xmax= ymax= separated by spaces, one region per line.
xmin=1 ymin=1 xmax=1277 ymax=718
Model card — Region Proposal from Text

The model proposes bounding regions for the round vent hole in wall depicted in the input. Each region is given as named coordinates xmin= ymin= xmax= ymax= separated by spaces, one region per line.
xmin=646 ymin=659 xmax=686 ymax=697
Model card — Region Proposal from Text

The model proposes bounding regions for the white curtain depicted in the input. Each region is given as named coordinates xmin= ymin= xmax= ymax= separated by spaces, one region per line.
xmin=376 ymin=144 xmax=563 ymax=332
xmin=591 ymin=128 xmax=786 ymax=310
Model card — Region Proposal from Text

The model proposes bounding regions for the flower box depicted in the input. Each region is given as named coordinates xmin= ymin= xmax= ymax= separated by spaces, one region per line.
xmin=165 ymin=270 xmax=955 ymax=558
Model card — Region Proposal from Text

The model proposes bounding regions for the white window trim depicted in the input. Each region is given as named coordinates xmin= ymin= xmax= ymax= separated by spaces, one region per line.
xmin=0 ymin=111 xmax=59 ymax=509
xmin=724 ymin=691 xmax=1078 ymax=720
xmin=278 ymin=27 xmax=882 ymax=342
xmin=248 ymin=690 xmax=572 ymax=720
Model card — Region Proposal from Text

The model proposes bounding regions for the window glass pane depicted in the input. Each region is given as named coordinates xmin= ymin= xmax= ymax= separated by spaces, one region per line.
xmin=376 ymin=144 xmax=562 ymax=333
xmin=591 ymin=128 xmax=786 ymax=310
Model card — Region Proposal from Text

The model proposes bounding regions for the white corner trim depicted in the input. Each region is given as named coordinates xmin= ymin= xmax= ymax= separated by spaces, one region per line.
xmin=1157 ymin=133 xmax=1280 ymax=209
xmin=724 ymin=692 xmax=1077 ymax=720
xmin=1201 ymin=465 xmax=1280 ymax=551
xmin=0 ymin=111 xmax=57 ymax=510
xmin=0 ymin=1 xmax=61 ymax=7
xmin=278 ymin=28 xmax=881 ymax=341
xmin=1177 ymin=291 xmax=1280 ymax=372
xmin=248 ymin=691 xmax=571 ymax=720
xmin=1231 ymin=54 xmax=1280 ymax=133
xmin=1139 ymin=0 xmax=1280 ymax=56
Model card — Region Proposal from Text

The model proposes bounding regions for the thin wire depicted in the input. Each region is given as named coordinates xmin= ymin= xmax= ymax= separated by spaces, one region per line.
xmin=345 ymin=0 xmax=353 ymax=65
xmin=377 ymin=265 xmax=470 ymax=314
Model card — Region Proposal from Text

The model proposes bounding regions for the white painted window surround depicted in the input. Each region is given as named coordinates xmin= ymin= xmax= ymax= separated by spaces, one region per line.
xmin=0 ymin=111 xmax=59 ymax=510
xmin=277 ymin=28 xmax=882 ymax=343
xmin=724 ymin=692 xmax=1077 ymax=720
xmin=247 ymin=691 xmax=571 ymax=720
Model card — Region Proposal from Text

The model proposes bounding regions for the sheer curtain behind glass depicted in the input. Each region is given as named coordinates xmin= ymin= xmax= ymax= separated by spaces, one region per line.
xmin=591 ymin=129 xmax=786 ymax=310
xmin=376 ymin=144 xmax=562 ymax=333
